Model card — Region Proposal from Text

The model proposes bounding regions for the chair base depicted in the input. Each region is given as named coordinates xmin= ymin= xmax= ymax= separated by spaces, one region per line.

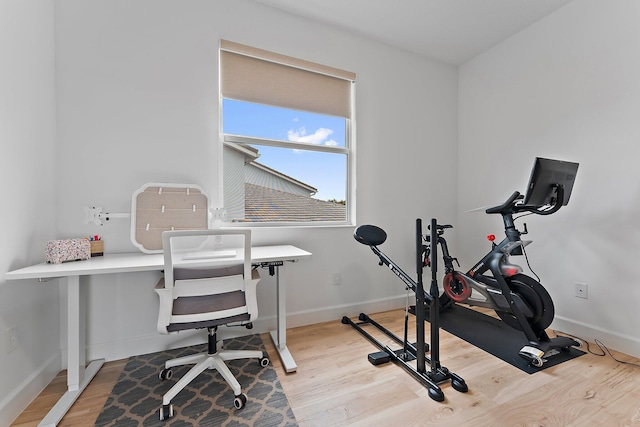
xmin=158 ymin=328 xmax=269 ymax=420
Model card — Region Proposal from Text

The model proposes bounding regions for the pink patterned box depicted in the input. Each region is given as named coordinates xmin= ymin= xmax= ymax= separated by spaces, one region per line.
xmin=45 ymin=239 xmax=91 ymax=264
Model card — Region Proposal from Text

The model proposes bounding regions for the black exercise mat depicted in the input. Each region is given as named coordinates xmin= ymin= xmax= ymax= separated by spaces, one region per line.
xmin=417 ymin=304 xmax=585 ymax=373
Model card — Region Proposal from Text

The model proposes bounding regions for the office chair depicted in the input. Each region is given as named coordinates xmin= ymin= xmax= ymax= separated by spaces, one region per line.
xmin=155 ymin=229 xmax=269 ymax=421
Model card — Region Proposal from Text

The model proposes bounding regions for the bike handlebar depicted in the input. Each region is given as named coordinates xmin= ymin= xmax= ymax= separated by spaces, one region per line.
xmin=485 ymin=185 xmax=565 ymax=216
xmin=485 ymin=191 xmax=522 ymax=214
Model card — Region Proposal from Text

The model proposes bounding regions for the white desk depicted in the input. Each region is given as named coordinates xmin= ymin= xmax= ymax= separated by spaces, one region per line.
xmin=5 ymin=245 xmax=310 ymax=427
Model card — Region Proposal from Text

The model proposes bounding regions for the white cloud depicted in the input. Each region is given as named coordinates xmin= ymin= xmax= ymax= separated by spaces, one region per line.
xmin=288 ymin=127 xmax=335 ymax=146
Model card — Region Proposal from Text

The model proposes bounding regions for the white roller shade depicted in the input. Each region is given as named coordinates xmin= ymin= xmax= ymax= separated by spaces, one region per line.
xmin=220 ymin=40 xmax=355 ymax=118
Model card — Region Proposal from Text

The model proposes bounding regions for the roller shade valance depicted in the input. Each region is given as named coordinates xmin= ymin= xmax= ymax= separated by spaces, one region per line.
xmin=220 ymin=40 xmax=355 ymax=119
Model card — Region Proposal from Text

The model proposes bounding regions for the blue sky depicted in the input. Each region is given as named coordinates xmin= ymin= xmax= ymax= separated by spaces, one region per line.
xmin=222 ymin=99 xmax=346 ymax=201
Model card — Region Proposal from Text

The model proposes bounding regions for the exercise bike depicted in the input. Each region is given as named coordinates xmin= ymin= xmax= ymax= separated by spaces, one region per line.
xmin=425 ymin=158 xmax=580 ymax=367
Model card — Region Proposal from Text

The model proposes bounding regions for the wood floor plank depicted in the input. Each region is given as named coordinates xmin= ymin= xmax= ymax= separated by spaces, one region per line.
xmin=12 ymin=308 xmax=640 ymax=426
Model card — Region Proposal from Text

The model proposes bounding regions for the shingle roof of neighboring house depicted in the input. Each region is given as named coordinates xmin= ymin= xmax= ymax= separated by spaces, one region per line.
xmin=249 ymin=161 xmax=317 ymax=195
xmin=242 ymin=183 xmax=346 ymax=222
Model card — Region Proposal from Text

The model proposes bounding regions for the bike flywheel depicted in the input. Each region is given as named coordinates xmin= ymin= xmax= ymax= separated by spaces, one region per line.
xmin=443 ymin=272 xmax=472 ymax=303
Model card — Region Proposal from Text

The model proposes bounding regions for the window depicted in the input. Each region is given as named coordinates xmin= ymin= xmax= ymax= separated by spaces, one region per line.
xmin=220 ymin=40 xmax=355 ymax=225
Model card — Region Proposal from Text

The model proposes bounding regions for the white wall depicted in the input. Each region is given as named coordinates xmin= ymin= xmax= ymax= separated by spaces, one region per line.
xmin=0 ymin=1 xmax=59 ymax=424
xmin=53 ymin=0 xmax=459 ymax=363
xmin=8 ymin=0 xmax=640 ymax=422
xmin=458 ymin=0 xmax=640 ymax=357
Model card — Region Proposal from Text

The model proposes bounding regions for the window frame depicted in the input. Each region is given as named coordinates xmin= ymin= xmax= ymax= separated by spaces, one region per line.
xmin=220 ymin=113 xmax=355 ymax=227
xmin=218 ymin=41 xmax=356 ymax=227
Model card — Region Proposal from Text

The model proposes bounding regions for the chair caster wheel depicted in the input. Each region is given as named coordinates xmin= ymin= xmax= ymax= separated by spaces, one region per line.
xmin=159 ymin=368 xmax=172 ymax=380
xmin=159 ymin=404 xmax=174 ymax=420
xmin=234 ymin=393 xmax=247 ymax=409
xmin=259 ymin=355 xmax=270 ymax=367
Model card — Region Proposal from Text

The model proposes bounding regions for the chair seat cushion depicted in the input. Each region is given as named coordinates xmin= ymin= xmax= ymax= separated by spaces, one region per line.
xmin=172 ymin=290 xmax=247 ymax=316
xmin=167 ymin=312 xmax=250 ymax=332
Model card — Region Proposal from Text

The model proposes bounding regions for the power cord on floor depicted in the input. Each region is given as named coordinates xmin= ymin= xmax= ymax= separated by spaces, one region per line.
xmin=552 ymin=330 xmax=640 ymax=368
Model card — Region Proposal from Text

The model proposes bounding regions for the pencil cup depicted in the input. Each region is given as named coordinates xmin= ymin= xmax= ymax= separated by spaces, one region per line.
xmin=90 ymin=240 xmax=104 ymax=257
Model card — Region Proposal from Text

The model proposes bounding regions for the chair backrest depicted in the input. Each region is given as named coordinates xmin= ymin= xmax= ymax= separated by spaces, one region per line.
xmin=155 ymin=229 xmax=259 ymax=334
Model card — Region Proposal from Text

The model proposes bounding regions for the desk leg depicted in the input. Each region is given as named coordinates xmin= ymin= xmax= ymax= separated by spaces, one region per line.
xmin=269 ymin=265 xmax=297 ymax=373
xmin=68 ymin=275 xmax=84 ymax=390
xmin=38 ymin=276 xmax=104 ymax=427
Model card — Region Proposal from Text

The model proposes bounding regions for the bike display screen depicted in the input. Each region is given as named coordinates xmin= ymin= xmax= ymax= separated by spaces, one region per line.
xmin=523 ymin=157 xmax=579 ymax=207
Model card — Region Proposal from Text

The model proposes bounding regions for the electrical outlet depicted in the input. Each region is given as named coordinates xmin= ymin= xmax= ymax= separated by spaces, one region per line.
xmin=332 ymin=273 xmax=341 ymax=286
xmin=575 ymin=283 xmax=588 ymax=299
xmin=6 ymin=327 xmax=18 ymax=353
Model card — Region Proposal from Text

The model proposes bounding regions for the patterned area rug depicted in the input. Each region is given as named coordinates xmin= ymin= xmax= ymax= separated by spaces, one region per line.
xmin=95 ymin=334 xmax=297 ymax=427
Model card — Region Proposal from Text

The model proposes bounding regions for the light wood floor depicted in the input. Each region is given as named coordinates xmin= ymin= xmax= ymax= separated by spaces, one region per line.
xmin=12 ymin=309 xmax=640 ymax=426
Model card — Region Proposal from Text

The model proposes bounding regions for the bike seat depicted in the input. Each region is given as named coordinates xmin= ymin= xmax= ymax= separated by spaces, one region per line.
xmin=354 ymin=224 xmax=387 ymax=246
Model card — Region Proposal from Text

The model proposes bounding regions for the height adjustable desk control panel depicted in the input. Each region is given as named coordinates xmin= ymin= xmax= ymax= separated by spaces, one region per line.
xmin=259 ymin=260 xmax=284 ymax=276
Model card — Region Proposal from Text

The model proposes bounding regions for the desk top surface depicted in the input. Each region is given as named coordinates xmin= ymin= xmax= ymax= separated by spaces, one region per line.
xmin=5 ymin=245 xmax=311 ymax=280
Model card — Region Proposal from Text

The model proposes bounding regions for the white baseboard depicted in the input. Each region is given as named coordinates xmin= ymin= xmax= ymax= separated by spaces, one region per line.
xmin=286 ymin=294 xmax=408 ymax=329
xmin=551 ymin=315 xmax=640 ymax=359
xmin=84 ymin=295 xmax=408 ymax=363
xmin=0 ymin=352 xmax=61 ymax=427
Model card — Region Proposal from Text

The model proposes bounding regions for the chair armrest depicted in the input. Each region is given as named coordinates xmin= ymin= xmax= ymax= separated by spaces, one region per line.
xmin=155 ymin=281 xmax=174 ymax=335
xmin=245 ymin=269 xmax=261 ymax=322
